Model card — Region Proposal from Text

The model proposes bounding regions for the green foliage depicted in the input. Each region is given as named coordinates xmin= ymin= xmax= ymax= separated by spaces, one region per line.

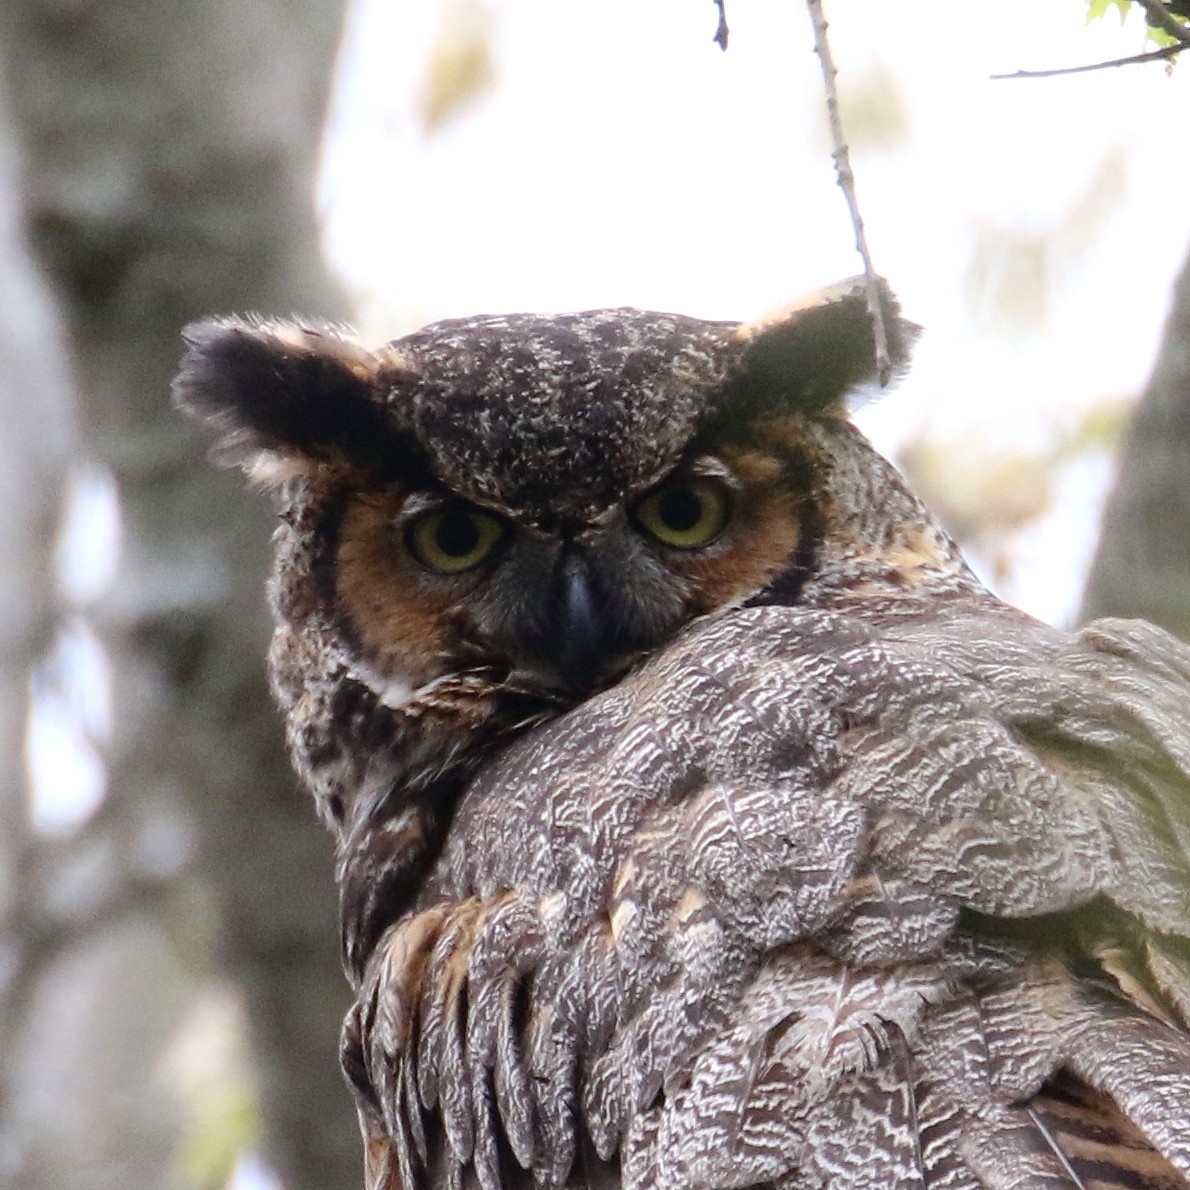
xmin=173 ymin=1081 xmax=260 ymax=1190
xmin=1085 ymin=0 xmax=1188 ymax=48
xmin=417 ymin=0 xmax=497 ymax=136
xmin=1148 ymin=25 xmax=1182 ymax=47
xmin=1086 ymin=0 xmax=1133 ymax=23
xmin=835 ymin=61 xmax=910 ymax=154
xmin=165 ymin=990 xmax=263 ymax=1190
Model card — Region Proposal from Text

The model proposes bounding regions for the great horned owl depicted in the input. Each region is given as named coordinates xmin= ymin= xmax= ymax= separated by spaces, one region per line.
xmin=174 ymin=280 xmax=1190 ymax=1189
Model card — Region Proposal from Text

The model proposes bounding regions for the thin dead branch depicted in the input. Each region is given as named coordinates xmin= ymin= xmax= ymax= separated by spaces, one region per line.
xmin=713 ymin=1 xmax=729 ymax=51
xmin=992 ymin=43 xmax=1182 ymax=79
xmin=804 ymin=0 xmax=892 ymax=385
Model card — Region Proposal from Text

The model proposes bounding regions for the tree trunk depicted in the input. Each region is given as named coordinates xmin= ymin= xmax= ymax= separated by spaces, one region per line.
xmin=0 ymin=3 xmax=357 ymax=1187
xmin=0 ymin=55 xmax=80 ymax=1182
xmin=1080 ymin=245 xmax=1190 ymax=639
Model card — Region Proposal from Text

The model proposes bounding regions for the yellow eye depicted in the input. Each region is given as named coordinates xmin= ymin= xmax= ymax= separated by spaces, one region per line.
xmin=407 ymin=508 xmax=506 ymax=574
xmin=633 ymin=480 xmax=730 ymax=550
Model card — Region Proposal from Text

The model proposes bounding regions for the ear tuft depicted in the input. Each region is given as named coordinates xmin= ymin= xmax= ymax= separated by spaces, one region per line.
xmin=172 ymin=317 xmax=412 ymax=483
xmin=730 ymin=277 xmax=918 ymax=414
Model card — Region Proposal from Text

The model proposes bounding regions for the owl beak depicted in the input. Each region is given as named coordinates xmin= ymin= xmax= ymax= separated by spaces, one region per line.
xmin=554 ymin=552 xmax=605 ymax=685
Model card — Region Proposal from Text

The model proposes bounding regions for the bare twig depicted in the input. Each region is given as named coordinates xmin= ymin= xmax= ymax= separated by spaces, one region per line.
xmin=1136 ymin=0 xmax=1190 ymax=45
xmin=712 ymin=0 xmax=729 ymax=51
xmin=992 ymin=43 xmax=1182 ymax=78
xmin=804 ymin=0 xmax=891 ymax=385
xmin=995 ymin=0 xmax=1187 ymax=78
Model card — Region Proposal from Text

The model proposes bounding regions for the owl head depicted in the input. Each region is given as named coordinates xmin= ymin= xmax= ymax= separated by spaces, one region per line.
xmin=175 ymin=277 xmax=976 ymax=967
xmin=174 ymin=279 xmax=944 ymax=696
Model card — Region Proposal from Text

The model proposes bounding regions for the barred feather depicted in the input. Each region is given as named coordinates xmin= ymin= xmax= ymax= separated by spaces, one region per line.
xmin=346 ymin=599 xmax=1190 ymax=1188
xmin=177 ymin=294 xmax=1190 ymax=1189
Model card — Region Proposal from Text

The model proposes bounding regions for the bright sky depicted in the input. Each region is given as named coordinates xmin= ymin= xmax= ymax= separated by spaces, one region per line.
xmin=317 ymin=0 xmax=1190 ymax=630
xmin=321 ymin=0 xmax=1189 ymax=382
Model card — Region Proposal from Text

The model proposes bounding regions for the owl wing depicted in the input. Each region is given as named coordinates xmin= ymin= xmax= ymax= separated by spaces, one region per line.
xmin=345 ymin=596 xmax=1190 ymax=1189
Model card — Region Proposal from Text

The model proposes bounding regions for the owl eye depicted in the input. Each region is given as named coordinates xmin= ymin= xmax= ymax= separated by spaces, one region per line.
xmin=406 ymin=508 xmax=506 ymax=574
xmin=633 ymin=480 xmax=731 ymax=550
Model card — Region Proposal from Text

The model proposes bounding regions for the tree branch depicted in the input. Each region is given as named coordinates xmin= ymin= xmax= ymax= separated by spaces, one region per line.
xmin=1136 ymin=0 xmax=1190 ymax=45
xmin=992 ymin=43 xmax=1182 ymax=79
xmin=712 ymin=0 xmax=729 ymax=51
xmin=804 ymin=0 xmax=892 ymax=385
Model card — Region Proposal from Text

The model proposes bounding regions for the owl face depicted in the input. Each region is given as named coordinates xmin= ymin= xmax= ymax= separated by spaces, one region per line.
xmin=320 ymin=306 xmax=819 ymax=702
xmin=174 ymin=281 xmax=916 ymax=716
xmin=329 ymin=439 xmax=810 ymax=698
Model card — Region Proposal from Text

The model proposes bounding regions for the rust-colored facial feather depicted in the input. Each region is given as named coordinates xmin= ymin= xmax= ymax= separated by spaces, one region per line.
xmin=669 ymin=444 xmax=806 ymax=617
xmin=328 ymin=436 xmax=812 ymax=701
xmin=334 ymin=492 xmax=471 ymax=692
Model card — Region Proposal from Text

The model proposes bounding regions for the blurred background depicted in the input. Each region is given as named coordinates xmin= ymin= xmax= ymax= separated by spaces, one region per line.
xmin=1 ymin=1 xmax=1188 ymax=1188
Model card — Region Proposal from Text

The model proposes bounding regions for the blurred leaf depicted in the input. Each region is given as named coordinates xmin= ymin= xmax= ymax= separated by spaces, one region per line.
xmin=174 ymin=1086 xmax=259 ymax=1190
xmin=898 ymin=397 xmax=1129 ymax=560
xmin=1085 ymin=0 xmax=1132 ymax=24
xmin=834 ymin=61 xmax=910 ymax=153
xmin=416 ymin=0 xmax=497 ymax=136
xmin=897 ymin=395 xmax=1130 ymax=607
xmin=1050 ymin=146 xmax=1128 ymax=265
xmin=1085 ymin=0 xmax=1188 ymax=46
xmin=964 ymin=226 xmax=1051 ymax=335
xmin=899 ymin=435 xmax=1054 ymax=547
xmin=963 ymin=148 xmax=1127 ymax=337
xmin=165 ymin=988 xmax=262 ymax=1189
xmin=1066 ymin=394 xmax=1131 ymax=453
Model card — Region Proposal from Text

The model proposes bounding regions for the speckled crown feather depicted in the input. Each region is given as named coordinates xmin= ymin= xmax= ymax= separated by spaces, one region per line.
xmin=172 ymin=277 xmax=908 ymax=528
xmin=385 ymin=308 xmax=740 ymax=526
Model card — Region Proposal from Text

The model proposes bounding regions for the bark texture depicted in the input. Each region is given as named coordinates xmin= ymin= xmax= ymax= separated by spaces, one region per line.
xmin=0 ymin=56 xmax=79 ymax=1180
xmin=1081 ymin=245 xmax=1190 ymax=638
xmin=0 ymin=2 xmax=357 ymax=1187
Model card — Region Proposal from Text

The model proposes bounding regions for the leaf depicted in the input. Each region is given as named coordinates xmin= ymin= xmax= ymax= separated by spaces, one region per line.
xmin=1085 ymin=0 xmax=1132 ymax=24
xmin=1085 ymin=0 xmax=1189 ymax=48
xmin=1147 ymin=25 xmax=1181 ymax=47
xmin=416 ymin=1 xmax=497 ymax=137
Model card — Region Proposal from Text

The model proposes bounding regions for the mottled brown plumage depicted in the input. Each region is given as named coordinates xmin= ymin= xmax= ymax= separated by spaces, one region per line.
xmin=174 ymin=279 xmax=1190 ymax=1189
